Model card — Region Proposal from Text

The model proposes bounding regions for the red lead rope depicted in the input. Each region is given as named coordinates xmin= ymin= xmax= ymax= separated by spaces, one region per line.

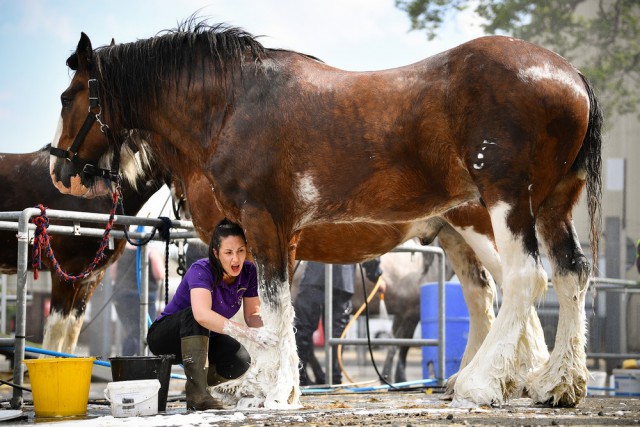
xmin=31 ymin=188 xmax=120 ymax=282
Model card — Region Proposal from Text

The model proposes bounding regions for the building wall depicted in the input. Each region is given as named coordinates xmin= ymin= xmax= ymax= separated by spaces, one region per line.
xmin=571 ymin=1 xmax=640 ymax=281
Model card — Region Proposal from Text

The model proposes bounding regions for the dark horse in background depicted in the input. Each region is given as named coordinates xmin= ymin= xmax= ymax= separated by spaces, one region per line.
xmin=0 ymin=145 xmax=165 ymax=354
xmin=49 ymin=22 xmax=602 ymax=408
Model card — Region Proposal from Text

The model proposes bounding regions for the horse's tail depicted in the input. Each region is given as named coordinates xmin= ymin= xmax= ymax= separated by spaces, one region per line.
xmin=573 ymin=72 xmax=603 ymax=275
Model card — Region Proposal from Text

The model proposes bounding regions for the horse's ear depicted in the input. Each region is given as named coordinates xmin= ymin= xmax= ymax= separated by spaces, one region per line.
xmin=75 ymin=32 xmax=94 ymax=72
xmin=110 ymin=38 xmax=116 ymax=46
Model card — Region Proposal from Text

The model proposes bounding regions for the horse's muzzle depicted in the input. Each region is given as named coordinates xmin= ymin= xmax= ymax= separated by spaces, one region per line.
xmin=50 ymin=158 xmax=109 ymax=198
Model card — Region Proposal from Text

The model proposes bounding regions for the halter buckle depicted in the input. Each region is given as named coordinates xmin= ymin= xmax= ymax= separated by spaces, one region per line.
xmin=65 ymin=150 xmax=76 ymax=162
xmin=88 ymin=78 xmax=99 ymax=109
xmin=82 ymin=163 xmax=119 ymax=181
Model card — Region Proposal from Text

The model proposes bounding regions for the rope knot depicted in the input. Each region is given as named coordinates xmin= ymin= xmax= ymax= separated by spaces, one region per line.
xmin=30 ymin=188 xmax=121 ymax=283
xmin=157 ymin=216 xmax=172 ymax=242
xmin=30 ymin=204 xmax=51 ymax=280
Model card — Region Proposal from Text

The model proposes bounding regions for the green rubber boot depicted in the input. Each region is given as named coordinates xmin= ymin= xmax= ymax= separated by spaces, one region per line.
xmin=181 ymin=336 xmax=224 ymax=411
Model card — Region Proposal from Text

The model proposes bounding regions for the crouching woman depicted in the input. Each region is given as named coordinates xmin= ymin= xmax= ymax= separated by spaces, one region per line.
xmin=147 ymin=218 xmax=276 ymax=411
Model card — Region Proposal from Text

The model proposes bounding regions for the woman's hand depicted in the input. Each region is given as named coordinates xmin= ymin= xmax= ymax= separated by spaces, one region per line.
xmin=244 ymin=326 xmax=279 ymax=348
xmin=223 ymin=320 xmax=278 ymax=349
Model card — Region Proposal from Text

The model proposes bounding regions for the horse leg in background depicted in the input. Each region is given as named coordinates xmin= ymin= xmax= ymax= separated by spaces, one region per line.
xmin=381 ymin=346 xmax=398 ymax=382
xmin=437 ymin=225 xmax=496 ymax=396
xmin=217 ymin=209 xmax=301 ymax=408
xmin=381 ymin=264 xmax=429 ymax=384
xmin=392 ymin=316 xmax=419 ymax=383
xmin=42 ymin=271 xmax=104 ymax=355
xmin=527 ymin=174 xmax=594 ymax=406
xmin=452 ymin=201 xmax=547 ymax=407
xmin=381 ymin=315 xmax=417 ymax=383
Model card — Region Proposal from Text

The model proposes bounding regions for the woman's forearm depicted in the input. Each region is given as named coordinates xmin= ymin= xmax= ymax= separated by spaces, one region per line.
xmin=245 ymin=313 xmax=264 ymax=328
xmin=192 ymin=308 xmax=228 ymax=334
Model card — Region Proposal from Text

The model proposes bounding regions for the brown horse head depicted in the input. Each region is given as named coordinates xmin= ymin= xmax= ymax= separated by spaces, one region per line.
xmin=50 ymin=33 xmax=121 ymax=198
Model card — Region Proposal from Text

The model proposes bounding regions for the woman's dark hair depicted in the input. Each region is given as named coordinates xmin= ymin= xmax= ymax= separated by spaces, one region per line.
xmin=208 ymin=218 xmax=247 ymax=285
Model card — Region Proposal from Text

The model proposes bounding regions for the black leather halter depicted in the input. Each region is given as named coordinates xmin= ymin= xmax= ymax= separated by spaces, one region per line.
xmin=50 ymin=78 xmax=120 ymax=180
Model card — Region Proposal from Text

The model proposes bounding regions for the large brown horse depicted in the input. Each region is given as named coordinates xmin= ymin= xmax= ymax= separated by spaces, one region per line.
xmin=49 ymin=22 xmax=602 ymax=408
xmin=0 ymin=144 xmax=165 ymax=354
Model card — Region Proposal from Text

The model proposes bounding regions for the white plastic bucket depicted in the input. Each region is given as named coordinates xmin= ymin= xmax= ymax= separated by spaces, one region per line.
xmin=104 ymin=379 xmax=161 ymax=417
xmin=613 ymin=369 xmax=640 ymax=396
xmin=587 ymin=370 xmax=608 ymax=396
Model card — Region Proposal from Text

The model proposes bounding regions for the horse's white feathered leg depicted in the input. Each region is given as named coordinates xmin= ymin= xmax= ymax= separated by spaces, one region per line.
xmin=216 ymin=277 xmax=301 ymax=409
xmin=438 ymin=227 xmax=497 ymax=397
xmin=61 ymin=311 xmax=84 ymax=355
xmin=447 ymin=221 xmax=549 ymax=397
xmin=452 ymin=202 xmax=547 ymax=407
xmin=41 ymin=310 xmax=82 ymax=356
xmin=511 ymin=307 xmax=550 ymax=397
xmin=527 ymin=272 xmax=589 ymax=406
xmin=527 ymin=219 xmax=590 ymax=406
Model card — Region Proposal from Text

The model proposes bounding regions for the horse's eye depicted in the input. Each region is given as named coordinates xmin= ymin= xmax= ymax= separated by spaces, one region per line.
xmin=60 ymin=96 xmax=72 ymax=108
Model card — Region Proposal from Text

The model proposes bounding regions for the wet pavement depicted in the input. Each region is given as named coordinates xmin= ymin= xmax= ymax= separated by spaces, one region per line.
xmin=1 ymin=349 xmax=638 ymax=425
xmin=1 ymin=388 xmax=639 ymax=426
xmin=2 ymin=364 xmax=640 ymax=427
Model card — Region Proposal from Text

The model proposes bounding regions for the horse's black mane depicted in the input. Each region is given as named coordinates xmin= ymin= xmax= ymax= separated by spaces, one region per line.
xmin=91 ymin=19 xmax=267 ymax=128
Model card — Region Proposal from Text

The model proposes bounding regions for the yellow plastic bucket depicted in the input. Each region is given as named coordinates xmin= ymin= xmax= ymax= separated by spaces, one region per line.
xmin=23 ymin=357 xmax=95 ymax=417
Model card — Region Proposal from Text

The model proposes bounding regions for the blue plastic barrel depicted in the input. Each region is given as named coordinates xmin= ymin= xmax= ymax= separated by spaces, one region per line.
xmin=421 ymin=282 xmax=469 ymax=379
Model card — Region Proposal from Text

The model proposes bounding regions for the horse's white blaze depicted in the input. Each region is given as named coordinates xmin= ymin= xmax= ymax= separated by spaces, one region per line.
xmin=518 ymin=63 xmax=586 ymax=100
xmin=452 ymin=201 xmax=548 ymax=407
xmin=49 ymin=116 xmax=63 ymax=176
xmin=41 ymin=310 xmax=83 ymax=356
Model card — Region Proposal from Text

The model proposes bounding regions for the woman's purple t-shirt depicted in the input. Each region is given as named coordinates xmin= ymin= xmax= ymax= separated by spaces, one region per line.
xmin=158 ymin=258 xmax=258 ymax=321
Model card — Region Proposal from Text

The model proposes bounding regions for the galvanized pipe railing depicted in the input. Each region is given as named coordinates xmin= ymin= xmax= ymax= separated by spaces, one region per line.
xmin=0 ymin=208 xmax=197 ymax=409
xmin=323 ymin=242 xmax=446 ymax=386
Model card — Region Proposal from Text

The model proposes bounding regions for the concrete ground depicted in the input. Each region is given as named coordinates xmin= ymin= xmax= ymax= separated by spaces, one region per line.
xmin=2 ymin=388 xmax=640 ymax=426
xmin=1 ymin=347 xmax=639 ymax=426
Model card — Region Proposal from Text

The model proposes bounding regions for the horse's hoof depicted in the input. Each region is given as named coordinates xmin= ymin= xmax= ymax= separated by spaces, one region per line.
xmin=444 ymin=372 xmax=458 ymax=397
xmin=450 ymin=396 xmax=479 ymax=408
xmin=527 ymin=368 xmax=587 ymax=407
xmin=533 ymin=395 xmax=579 ymax=408
xmin=439 ymin=393 xmax=453 ymax=401
xmin=450 ymin=375 xmax=506 ymax=408
xmin=450 ymin=395 xmax=502 ymax=409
